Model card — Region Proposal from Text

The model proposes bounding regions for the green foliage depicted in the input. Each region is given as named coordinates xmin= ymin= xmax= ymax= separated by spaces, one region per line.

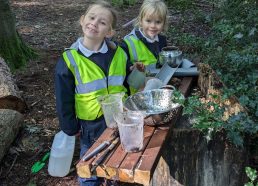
xmin=244 ymin=167 xmax=258 ymax=186
xmin=166 ymin=0 xmax=258 ymax=146
xmin=183 ymin=95 xmax=258 ymax=146
xmin=167 ymin=27 xmax=205 ymax=53
xmin=166 ymin=0 xmax=195 ymax=12
xmin=171 ymin=89 xmax=185 ymax=105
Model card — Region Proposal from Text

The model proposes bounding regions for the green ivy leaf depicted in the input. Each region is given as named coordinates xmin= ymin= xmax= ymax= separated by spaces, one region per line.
xmin=239 ymin=95 xmax=249 ymax=106
xmin=244 ymin=183 xmax=254 ymax=186
xmin=245 ymin=167 xmax=257 ymax=181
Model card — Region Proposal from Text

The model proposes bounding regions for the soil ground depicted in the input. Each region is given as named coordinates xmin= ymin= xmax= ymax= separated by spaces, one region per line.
xmin=0 ymin=0 xmax=211 ymax=185
xmin=1 ymin=1 xmax=141 ymax=185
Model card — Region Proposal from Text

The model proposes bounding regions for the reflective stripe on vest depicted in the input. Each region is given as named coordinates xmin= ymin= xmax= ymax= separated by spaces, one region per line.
xmin=126 ymin=37 xmax=138 ymax=61
xmin=124 ymin=35 xmax=157 ymax=67
xmin=66 ymin=51 xmax=125 ymax=94
xmin=63 ymin=47 xmax=127 ymax=120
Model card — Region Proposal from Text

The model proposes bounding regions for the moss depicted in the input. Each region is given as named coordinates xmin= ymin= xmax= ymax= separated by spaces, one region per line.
xmin=0 ymin=0 xmax=37 ymax=72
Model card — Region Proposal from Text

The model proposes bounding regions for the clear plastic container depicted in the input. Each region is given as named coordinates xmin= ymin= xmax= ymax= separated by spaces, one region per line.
xmin=97 ymin=92 xmax=124 ymax=128
xmin=114 ymin=111 xmax=144 ymax=152
xmin=48 ymin=131 xmax=75 ymax=177
xmin=127 ymin=68 xmax=146 ymax=89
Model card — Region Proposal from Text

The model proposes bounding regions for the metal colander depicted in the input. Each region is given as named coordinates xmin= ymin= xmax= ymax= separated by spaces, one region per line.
xmin=124 ymin=88 xmax=184 ymax=126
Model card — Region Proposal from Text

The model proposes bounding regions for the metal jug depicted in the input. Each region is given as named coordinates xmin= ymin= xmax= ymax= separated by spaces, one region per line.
xmin=159 ymin=46 xmax=182 ymax=67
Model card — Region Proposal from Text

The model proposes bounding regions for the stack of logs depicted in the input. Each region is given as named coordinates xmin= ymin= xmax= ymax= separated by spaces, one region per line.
xmin=0 ymin=57 xmax=26 ymax=162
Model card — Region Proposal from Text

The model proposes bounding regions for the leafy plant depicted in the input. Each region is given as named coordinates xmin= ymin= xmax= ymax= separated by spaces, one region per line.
xmin=244 ymin=167 xmax=258 ymax=186
xmin=166 ymin=0 xmax=258 ymax=145
xmin=171 ymin=89 xmax=185 ymax=105
xmin=182 ymin=92 xmax=258 ymax=146
xmin=166 ymin=0 xmax=195 ymax=12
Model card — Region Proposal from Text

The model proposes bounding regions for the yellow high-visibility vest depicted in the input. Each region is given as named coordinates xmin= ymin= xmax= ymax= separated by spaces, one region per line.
xmin=62 ymin=47 xmax=127 ymax=120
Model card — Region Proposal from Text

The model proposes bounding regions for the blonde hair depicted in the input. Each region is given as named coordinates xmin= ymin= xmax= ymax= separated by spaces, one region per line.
xmin=135 ymin=0 xmax=168 ymax=31
xmin=83 ymin=0 xmax=118 ymax=29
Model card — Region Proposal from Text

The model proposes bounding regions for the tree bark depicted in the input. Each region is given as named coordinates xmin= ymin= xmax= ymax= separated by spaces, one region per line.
xmin=148 ymin=117 xmax=248 ymax=186
xmin=0 ymin=109 xmax=23 ymax=162
xmin=0 ymin=0 xmax=36 ymax=71
xmin=0 ymin=57 xmax=27 ymax=113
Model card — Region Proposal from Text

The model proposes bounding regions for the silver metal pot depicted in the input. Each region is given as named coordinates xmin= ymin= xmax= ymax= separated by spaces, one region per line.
xmin=159 ymin=46 xmax=183 ymax=67
xmin=123 ymin=87 xmax=185 ymax=126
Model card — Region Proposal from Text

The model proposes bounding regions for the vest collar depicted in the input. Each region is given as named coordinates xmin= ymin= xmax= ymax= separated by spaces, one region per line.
xmin=126 ymin=28 xmax=159 ymax=43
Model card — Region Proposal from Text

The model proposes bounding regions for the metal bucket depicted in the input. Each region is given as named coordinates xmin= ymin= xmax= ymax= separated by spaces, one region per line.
xmin=159 ymin=46 xmax=183 ymax=67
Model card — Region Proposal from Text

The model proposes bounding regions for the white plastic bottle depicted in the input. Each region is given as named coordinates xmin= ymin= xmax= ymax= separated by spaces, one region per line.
xmin=48 ymin=131 xmax=75 ymax=177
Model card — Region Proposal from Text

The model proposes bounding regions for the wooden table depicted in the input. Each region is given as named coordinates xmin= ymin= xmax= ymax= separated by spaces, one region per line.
xmin=76 ymin=77 xmax=194 ymax=186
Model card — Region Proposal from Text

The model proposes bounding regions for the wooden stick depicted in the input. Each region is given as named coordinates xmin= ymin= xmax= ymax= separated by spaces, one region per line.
xmin=122 ymin=18 xmax=136 ymax=29
xmin=5 ymin=154 xmax=18 ymax=177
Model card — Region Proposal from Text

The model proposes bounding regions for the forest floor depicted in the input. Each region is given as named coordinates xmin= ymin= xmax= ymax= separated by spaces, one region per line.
xmin=0 ymin=0 xmax=212 ymax=186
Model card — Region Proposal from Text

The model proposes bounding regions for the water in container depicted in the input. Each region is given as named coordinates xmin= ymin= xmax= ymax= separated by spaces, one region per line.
xmin=48 ymin=131 xmax=75 ymax=177
xmin=114 ymin=111 xmax=144 ymax=152
xmin=97 ymin=92 xmax=125 ymax=128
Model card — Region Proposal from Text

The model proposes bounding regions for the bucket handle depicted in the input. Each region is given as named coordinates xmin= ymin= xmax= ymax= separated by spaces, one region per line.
xmin=160 ymin=85 xmax=175 ymax=90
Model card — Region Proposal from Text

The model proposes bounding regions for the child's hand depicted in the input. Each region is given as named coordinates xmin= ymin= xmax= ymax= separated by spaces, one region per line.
xmin=75 ymin=131 xmax=81 ymax=137
xmin=134 ymin=62 xmax=145 ymax=72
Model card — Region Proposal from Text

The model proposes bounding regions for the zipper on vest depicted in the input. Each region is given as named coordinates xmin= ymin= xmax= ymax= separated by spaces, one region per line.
xmin=106 ymin=59 xmax=113 ymax=94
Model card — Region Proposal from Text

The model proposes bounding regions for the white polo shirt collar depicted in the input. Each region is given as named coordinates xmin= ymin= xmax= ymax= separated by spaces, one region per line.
xmin=139 ymin=28 xmax=159 ymax=43
xmin=78 ymin=38 xmax=108 ymax=57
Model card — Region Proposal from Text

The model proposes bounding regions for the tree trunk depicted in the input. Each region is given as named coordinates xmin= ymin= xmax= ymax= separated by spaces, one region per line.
xmin=0 ymin=57 xmax=27 ymax=113
xmin=148 ymin=116 xmax=248 ymax=186
xmin=0 ymin=109 xmax=23 ymax=162
xmin=0 ymin=0 xmax=36 ymax=71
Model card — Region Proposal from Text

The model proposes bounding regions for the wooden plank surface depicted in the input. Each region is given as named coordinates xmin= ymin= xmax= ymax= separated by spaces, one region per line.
xmin=93 ymin=140 xmax=120 ymax=178
xmin=77 ymin=77 xmax=194 ymax=184
xmin=134 ymin=77 xmax=193 ymax=185
xmin=118 ymin=126 xmax=155 ymax=182
xmin=134 ymin=128 xmax=168 ymax=186
xmin=76 ymin=128 xmax=117 ymax=178
xmin=102 ymin=143 xmax=127 ymax=179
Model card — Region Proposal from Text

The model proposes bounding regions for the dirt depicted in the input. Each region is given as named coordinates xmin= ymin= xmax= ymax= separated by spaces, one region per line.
xmin=0 ymin=0 xmax=212 ymax=186
xmin=0 ymin=0 xmax=141 ymax=185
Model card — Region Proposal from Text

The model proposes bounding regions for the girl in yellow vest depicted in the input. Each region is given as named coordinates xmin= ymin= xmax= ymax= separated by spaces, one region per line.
xmin=55 ymin=1 xmax=143 ymax=185
xmin=121 ymin=0 xmax=168 ymax=94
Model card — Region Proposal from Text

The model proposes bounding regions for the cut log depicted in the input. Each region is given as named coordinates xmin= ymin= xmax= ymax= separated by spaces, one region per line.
xmin=0 ymin=57 xmax=27 ymax=113
xmin=157 ymin=127 xmax=248 ymax=186
xmin=0 ymin=109 xmax=24 ymax=162
xmin=198 ymin=63 xmax=244 ymax=121
xmin=197 ymin=63 xmax=215 ymax=96
xmin=76 ymin=128 xmax=116 ymax=178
